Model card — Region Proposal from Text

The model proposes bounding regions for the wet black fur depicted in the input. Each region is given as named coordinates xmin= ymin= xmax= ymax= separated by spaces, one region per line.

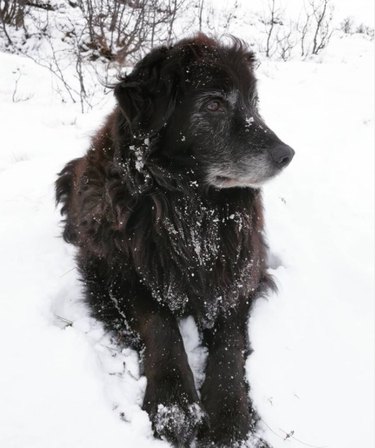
xmin=55 ymin=34 xmax=291 ymax=448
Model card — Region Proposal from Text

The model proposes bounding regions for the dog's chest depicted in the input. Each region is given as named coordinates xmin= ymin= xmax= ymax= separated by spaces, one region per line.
xmin=141 ymin=194 xmax=260 ymax=327
xmin=163 ymin=197 xmax=222 ymax=271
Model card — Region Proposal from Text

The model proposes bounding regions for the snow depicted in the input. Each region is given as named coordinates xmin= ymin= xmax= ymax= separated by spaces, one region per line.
xmin=0 ymin=30 xmax=373 ymax=448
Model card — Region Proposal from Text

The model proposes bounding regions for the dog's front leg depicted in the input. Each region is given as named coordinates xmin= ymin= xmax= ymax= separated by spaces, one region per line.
xmin=126 ymin=285 xmax=206 ymax=447
xmin=81 ymin=256 xmax=205 ymax=446
xmin=197 ymin=311 xmax=270 ymax=448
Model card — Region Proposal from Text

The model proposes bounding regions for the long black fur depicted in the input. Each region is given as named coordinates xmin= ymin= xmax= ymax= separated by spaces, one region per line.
xmin=56 ymin=34 xmax=293 ymax=448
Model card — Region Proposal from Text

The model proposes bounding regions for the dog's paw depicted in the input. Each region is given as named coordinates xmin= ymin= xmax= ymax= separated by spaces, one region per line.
xmin=151 ymin=400 xmax=207 ymax=446
xmin=196 ymin=403 xmax=273 ymax=448
xmin=197 ymin=415 xmax=249 ymax=447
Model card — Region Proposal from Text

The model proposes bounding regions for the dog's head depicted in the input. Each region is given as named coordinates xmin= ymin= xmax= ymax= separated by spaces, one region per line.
xmin=115 ymin=34 xmax=294 ymax=189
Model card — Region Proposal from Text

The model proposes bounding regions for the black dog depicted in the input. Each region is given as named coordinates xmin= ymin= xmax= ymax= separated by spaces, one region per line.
xmin=56 ymin=34 xmax=294 ymax=448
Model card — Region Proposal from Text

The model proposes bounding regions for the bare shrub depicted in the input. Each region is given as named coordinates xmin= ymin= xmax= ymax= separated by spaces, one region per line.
xmin=0 ymin=0 xmax=26 ymax=29
xmin=308 ymin=0 xmax=334 ymax=55
xmin=356 ymin=23 xmax=374 ymax=39
xmin=341 ymin=16 xmax=354 ymax=35
xmin=77 ymin=0 xmax=186 ymax=64
xmin=276 ymin=23 xmax=296 ymax=61
xmin=296 ymin=9 xmax=312 ymax=57
xmin=260 ymin=0 xmax=284 ymax=58
xmin=259 ymin=0 xmax=335 ymax=60
xmin=0 ymin=0 xmax=26 ymax=44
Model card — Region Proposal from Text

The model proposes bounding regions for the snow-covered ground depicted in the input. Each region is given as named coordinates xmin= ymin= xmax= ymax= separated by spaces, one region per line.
xmin=0 ymin=33 xmax=373 ymax=448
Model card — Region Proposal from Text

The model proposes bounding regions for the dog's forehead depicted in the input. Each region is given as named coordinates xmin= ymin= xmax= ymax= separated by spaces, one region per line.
xmin=186 ymin=60 xmax=256 ymax=97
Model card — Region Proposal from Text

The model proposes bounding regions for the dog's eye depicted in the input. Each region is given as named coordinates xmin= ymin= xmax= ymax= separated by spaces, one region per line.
xmin=207 ymin=100 xmax=224 ymax=112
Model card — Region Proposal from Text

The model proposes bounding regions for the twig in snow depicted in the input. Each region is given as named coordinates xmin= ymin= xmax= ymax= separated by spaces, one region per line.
xmin=262 ymin=420 xmax=327 ymax=448
xmin=284 ymin=431 xmax=327 ymax=448
xmin=59 ymin=267 xmax=76 ymax=277
xmin=12 ymin=69 xmax=21 ymax=102
xmin=284 ymin=430 xmax=295 ymax=440
xmin=12 ymin=69 xmax=32 ymax=103
xmin=54 ymin=315 xmax=73 ymax=327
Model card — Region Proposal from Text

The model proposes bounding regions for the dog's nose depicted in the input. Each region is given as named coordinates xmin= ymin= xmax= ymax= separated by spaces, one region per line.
xmin=269 ymin=144 xmax=295 ymax=168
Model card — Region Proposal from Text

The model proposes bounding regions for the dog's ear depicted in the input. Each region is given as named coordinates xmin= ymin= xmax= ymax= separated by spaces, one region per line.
xmin=114 ymin=47 xmax=177 ymax=135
